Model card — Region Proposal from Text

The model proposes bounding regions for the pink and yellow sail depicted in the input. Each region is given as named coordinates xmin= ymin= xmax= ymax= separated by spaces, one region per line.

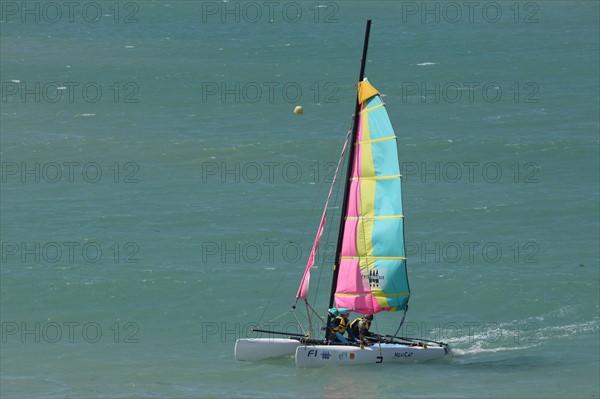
xmin=334 ymin=80 xmax=410 ymax=314
xmin=297 ymin=80 xmax=410 ymax=315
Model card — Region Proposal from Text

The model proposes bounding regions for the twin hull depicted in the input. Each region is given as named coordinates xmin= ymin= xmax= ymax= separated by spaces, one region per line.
xmin=235 ymin=338 xmax=449 ymax=367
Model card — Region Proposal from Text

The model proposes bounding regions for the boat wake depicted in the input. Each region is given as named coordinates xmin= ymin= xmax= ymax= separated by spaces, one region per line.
xmin=441 ymin=313 xmax=599 ymax=357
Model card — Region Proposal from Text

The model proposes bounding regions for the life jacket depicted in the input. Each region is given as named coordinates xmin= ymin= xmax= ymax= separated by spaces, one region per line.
xmin=350 ymin=317 xmax=371 ymax=335
xmin=331 ymin=316 xmax=348 ymax=333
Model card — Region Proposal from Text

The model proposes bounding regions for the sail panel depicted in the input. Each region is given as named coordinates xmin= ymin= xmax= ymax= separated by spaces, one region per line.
xmin=340 ymin=218 xmax=358 ymax=257
xmin=334 ymin=80 xmax=410 ymax=314
xmin=373 ymin=179 xmax=402 ymax=216
xmin=372 ymin=218 xmax=405 ymax=257
xmin=337 ymin=258 xmax=370 ymax=294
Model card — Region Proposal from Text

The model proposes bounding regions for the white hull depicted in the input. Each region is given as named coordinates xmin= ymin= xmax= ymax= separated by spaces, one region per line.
xmin=295 ymin=342 xmax=449 ymax=367
xmin=235 ymin=337 xmax=449 ymax=366
xmin=234 ymin=338 xmax=302 ymax=361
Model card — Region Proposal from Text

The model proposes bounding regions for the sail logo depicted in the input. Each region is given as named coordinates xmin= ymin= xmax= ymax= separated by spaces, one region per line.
xmin=363 ymin=270 xmax=385 ymax=288
xmin=321 ymin=351 xmax=331 ymax=360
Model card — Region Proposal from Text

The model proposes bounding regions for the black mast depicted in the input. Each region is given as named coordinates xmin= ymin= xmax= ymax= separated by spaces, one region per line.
xmin=325 ymin=19 xmax=372 ymax=338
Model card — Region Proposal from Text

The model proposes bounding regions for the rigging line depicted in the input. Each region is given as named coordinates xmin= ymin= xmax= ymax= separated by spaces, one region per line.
xmin=312 ymin=124 xmax=353 ymax=307
xmin=302 ymin=300 xmax=327 ymax=337
xmin=301 ymin=299 xmax=341 ymax=340
xmin=292 ymin=300 xmax=325 ymax=337
xmin=305 ymin=300 xmax=326 ymax=324
xmin=293 ymin=159 xmax=335 ymax=299
xmin=290 ymin=309 xmax=308 ymax=323
xmin=392 ymin=307 xmax=408 ymax=338
xmin=256 ymin=277 xmax=287 ymax=325
xmin=258 ymin=307 xmax=310 ymax=336
xmin=304 ymin=301 xmax=312 ymax=336
xmin=260 ymin=309 xmax=296 ymax=326
xmin=312 ymin=130 xmax=350 ymax=306
xmin=298 ymin=125 xmax=351 ymax=305
xmin=292 ymin=308 xmax=307 ymax=336
xmin=311 ymin=205 xmax=334 ymax=305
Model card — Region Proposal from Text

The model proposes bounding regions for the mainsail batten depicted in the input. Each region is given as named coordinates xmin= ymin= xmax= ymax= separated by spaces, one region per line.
xmin=335 ymin=80 xmax=410 ymax=315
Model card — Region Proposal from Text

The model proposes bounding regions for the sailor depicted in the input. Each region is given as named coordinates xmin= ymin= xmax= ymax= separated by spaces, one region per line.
xmin=328 ymin=312 xmax=350 ymax=344
xmin=349 ymin=314 xmax=375 ymax=344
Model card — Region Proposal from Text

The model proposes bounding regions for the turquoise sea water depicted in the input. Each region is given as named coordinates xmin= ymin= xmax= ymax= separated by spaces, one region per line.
xmin=1 ymin=1 xmax=599 ymax=398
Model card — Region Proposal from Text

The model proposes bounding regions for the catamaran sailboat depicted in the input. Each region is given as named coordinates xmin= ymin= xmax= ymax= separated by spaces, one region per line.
xmin=235 ymin=20 xmax=450 ymax=367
